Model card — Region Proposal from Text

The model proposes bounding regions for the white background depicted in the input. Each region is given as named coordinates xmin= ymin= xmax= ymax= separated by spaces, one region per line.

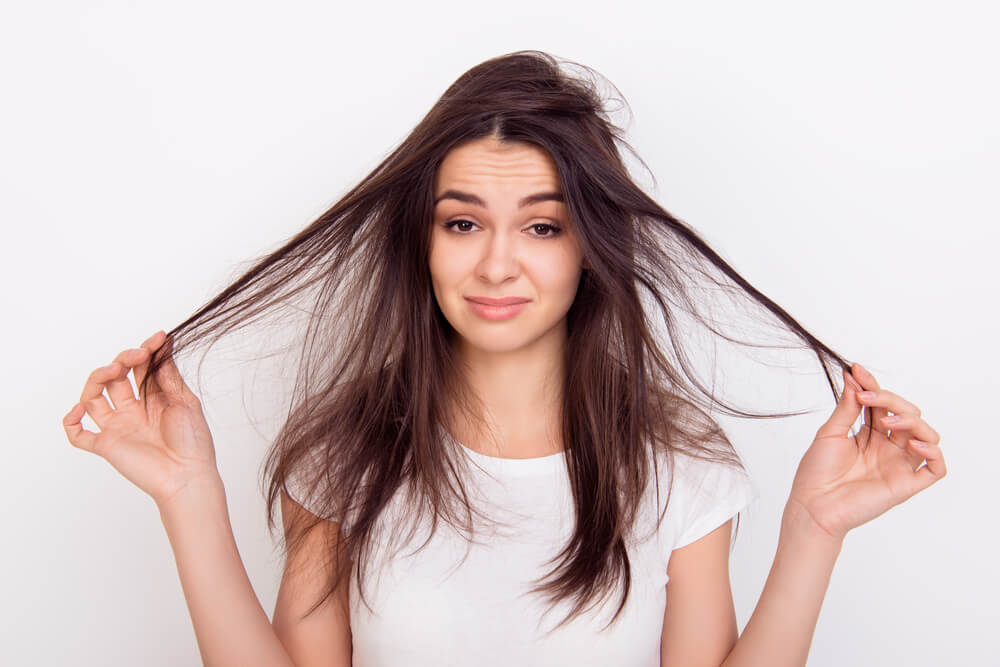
xmin=4 ymin=1 xmax=996 ymax=665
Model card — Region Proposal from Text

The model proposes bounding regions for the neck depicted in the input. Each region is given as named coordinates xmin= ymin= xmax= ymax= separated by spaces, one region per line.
xmin=447 ymin=324 xmax=566 ymax=458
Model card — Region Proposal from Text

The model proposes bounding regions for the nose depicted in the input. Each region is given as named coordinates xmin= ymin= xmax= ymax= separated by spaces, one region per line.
xmin=476 ymin=229 xmax=520 ymax=284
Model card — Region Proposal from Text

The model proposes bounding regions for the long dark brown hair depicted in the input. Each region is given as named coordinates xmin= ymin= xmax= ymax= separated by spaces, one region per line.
xmin=138 ymin=49 xmax=864 ymax=633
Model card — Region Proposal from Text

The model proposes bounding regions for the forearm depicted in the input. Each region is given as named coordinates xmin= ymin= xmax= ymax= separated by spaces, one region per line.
xmin=721 ymin=503 xmax=844 ymax=667
xmin=158 ymin=476 xmax=294 ymax=667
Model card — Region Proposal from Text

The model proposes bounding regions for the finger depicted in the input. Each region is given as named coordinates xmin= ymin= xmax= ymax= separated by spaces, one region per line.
xmin=104 ymin=348 xmax=147 ymax=409
xmin=854 ymin=388 xmax=922 ymax=418
xmin=79 ymin=364 xmax=119 ymax=426
xmin=851 ymin=363 xmax=889 ymax=436
xmin=63 ymin=402 xmax=98 ymax=453
xmin=134 ymin=330 xmax=167 ymax=395
xmin=152 ymin=334 xmax=196 ymax=406
xmin=879 ymin=414 xmax=941 ymax=446
xmin=816 ymin=367 xmax=864 ymax=439
xmin=903 ymin=440 xmax=947 ymax=493
xmin=843 ymin=368 xmax=864 ymax=394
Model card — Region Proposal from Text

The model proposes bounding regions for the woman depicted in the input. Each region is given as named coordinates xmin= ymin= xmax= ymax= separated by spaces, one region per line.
xmin=62 ymin=50 xmax=945 ymax=666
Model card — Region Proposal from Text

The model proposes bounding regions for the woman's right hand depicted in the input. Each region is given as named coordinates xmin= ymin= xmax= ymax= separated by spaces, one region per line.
xmin=63 ymin=330 xmax=220 ymax=508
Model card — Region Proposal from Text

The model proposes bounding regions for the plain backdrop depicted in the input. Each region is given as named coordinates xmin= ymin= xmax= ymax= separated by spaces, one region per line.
xmin=3 ymin=1 xmax=996 ymax=665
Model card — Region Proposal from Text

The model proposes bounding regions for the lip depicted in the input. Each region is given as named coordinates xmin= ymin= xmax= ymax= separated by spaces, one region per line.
xmin=464 ymin=296 xmax=530 ymax=321
xmin=465 ymin=296 xmax=532 ymax=306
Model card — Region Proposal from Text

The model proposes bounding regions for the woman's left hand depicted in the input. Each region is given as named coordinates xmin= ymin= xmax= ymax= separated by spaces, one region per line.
xmin=786 ymin=363 xmax=946 ymax=541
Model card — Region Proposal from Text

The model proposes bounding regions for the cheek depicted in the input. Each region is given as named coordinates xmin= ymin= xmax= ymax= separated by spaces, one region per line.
xmin=535 ymin=250 xmax=583 ymax=292
xmin=427 ymin=231 xmax=446 ymax=275
xmin=428 ymin=243 xmax=461 ymax=285
xmin=427 ymin=242 xmax=467 ymax=307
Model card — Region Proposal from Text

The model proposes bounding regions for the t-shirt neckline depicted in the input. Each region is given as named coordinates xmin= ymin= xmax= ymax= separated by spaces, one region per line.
xmin=438 ymin=425 xmax=566 ymax=478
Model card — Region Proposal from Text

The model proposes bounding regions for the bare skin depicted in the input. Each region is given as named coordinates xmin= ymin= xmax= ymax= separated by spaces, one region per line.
xmin=62 ymin=137 xmax=947 ymax=667
xmin=62 ymin=330 xmax=218 ymax=508
xmin=429 ymin=135 xmax=586 ymax=459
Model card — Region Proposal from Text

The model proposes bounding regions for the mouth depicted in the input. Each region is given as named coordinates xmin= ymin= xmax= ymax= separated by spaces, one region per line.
xmin=464 ymin=297 xmax=530 ymax=320
xmin=465 ymin=297 xmax=531 ymax=306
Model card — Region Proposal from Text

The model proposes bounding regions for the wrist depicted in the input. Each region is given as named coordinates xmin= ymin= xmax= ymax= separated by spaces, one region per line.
xmin=781 ymin=498 xmax=846 ymax=551
xmin=156 ymin=472 xmax=227 ymax=523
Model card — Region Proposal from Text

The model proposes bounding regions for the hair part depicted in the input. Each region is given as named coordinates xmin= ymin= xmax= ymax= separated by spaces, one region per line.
xmin=139 ymin=49 xmax=868 ymax=634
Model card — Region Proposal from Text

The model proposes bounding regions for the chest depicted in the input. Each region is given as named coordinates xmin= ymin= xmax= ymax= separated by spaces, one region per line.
xmin=346 ymin=470 xmax=674 ymax=666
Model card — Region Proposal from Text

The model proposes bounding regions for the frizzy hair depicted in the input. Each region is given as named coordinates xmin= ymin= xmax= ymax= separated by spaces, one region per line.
xmin=137 ymin=49 xmax=867 ymax=634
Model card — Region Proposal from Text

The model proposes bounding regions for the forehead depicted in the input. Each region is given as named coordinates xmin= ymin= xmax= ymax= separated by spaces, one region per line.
xmin=435 ymin=137 xmax=560 ymax=192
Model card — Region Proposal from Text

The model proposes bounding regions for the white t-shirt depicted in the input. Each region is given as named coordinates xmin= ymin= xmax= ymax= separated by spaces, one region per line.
xmin=284 ymin=427 xmax=758 ymax=666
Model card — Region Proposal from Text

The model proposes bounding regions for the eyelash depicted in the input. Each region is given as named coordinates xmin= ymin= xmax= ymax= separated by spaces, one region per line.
xmin=442 ymin=219 xmax=564 ymax=238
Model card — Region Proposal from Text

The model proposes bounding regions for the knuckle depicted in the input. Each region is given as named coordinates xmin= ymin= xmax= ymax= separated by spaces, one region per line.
xmin=115 ymin=393 xmax=136 ymax=406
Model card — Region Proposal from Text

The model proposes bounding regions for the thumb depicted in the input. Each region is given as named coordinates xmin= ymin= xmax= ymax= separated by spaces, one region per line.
xmin=815 ymin=367 xmax=864 ymax=439
xmin=154 ymin=335 xmax=196 ymax=405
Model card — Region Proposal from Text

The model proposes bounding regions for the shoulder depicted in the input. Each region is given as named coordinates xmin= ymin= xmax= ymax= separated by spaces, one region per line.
xmin=651 ymin=445 xmax=759 ymax=551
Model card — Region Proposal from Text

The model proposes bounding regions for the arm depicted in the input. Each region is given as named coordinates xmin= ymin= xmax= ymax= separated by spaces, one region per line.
xmin=658 ymin=502 xmax=840 ymax=667
xmin=272 ymin=490 xmax=354 ymax=665
xmin=63 ymin=333 xmax=350 ymax=665
xmin=158 ymin=475 xmax=296 ymax=667
xmin=660 ymin=519 xmax=740 ymax=667
xmin=720 ymin=363 xmax=944 ymax=665
xmin=720 ymin=502 xmax=843 ymax=667
xmin=664 ymin=365 xmax=942 ymax=667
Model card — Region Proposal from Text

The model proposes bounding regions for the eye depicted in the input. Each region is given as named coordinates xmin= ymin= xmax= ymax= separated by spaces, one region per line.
xmin=441 ymin=219 xmax=564 ymax=238
xmin=529 ymin=223 xmax=563 ymax=238
xmin=442 ymin=219 xmax=478 ymax=233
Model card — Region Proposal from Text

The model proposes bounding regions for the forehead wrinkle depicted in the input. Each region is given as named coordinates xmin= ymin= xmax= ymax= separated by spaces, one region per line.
xmin=434 ymin=141 xmax=565 ymax=210
xmin=433 ymin=187 xmax=565 ymax=210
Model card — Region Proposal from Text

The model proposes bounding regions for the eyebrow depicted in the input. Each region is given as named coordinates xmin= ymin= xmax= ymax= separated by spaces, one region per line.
xmin=433 ymin=189 xmax=565 ymax=209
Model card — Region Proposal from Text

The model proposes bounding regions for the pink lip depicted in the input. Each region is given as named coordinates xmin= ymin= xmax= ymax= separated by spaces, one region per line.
xmin=465 ymin=296 xmax=531 ymax=306
xmin=465 ymin=297 xmax=530 ymax=321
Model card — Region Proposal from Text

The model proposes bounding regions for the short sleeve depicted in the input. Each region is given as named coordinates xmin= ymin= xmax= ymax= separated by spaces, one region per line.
xmin=673 ymin=453 xmax=759 ymax=550
xmin=282 ymin=447 xmax=327 ymax=517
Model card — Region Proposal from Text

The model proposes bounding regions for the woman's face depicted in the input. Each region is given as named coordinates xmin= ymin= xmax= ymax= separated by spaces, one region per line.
xmin=429 ymin=136 xmax=585 ymax=357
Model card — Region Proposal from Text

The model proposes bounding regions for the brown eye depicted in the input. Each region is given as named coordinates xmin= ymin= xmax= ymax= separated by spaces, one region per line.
xmin=530 ymin=223 xmax=563 ymax=238
xmin=442 ymin=220 xmax=563 ymax=238
xmin=443 ymin=220 xmax=477 ymax=233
